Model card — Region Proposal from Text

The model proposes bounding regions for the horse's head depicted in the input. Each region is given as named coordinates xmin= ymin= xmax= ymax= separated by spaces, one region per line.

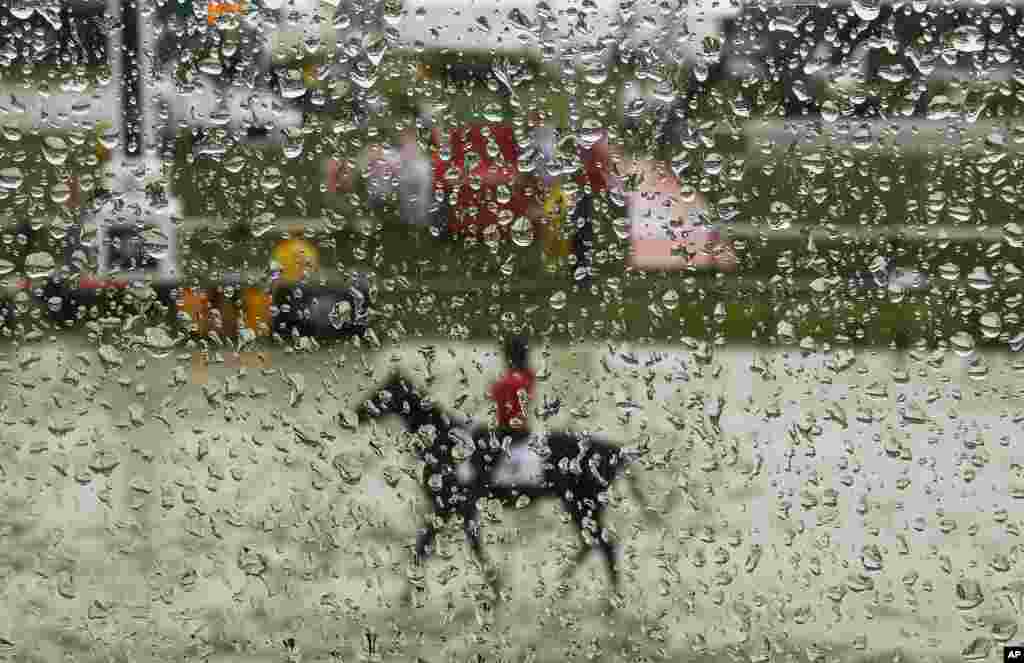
xmin=347 ymin=369 xmax=428 ymax=431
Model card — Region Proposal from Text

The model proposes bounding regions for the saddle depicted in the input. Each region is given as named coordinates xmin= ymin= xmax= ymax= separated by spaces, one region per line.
xmin=492 ymin=431 xmax=544 ymax=488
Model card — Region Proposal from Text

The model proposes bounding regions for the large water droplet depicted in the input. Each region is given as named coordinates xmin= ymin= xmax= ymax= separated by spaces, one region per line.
xmin=24 ymin=252 xmax=55 ymax=278
xmin=851 ymin=0 xmax=880 ymax=20
xmin=510 ymin=216 xmax=534 ymax=248
xmin=1004 ymin=223 xmax=1024 ymax=248
xmin=980 ymin=312 xmax=1002 ymax=339
xmin=225 ymin=154 xmax=246 ymax=174
xmin=860 ymin=544 xmax=883 ymax=571
xmin=198 ymin=56 xmax=224 ymax=76
xmin=0 ymin=167 xmax=24 ymax=191
xmin=950 ymin=331 xmax=976 ymax=357
xmin=967 ymin=267 xmax=994 ymax=291
xmin=261 ymin=168 xmax=282 ymax=192
xmin=143 ymin=327 xmax=176 ymax=358
xmin=956 ymin=578 xmax=985 ymax=609
xmin=952 ymin=26 xmax=986 ymax=53
xmin=938 ymin=262 xmax=961 ymax=281
xmin=42 ymin=136 xmax=69 ymax=166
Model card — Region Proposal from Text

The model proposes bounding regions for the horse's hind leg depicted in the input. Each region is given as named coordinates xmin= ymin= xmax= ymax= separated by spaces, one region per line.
xmin=559 ymin=499 xmax=595 ymax=580
xmin=562 ymin=503 xmax=619 ymax=594
xmin=462 ymin=507 xmax=502 ymax=602
xmin=594 ymin=512 xmax=620 ymax=592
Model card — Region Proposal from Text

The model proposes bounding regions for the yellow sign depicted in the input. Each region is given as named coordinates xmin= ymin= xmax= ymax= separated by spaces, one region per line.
xmin=541 ymin=184 xmax=573 ymax=259
xmin=208 ymin=0 xmax=245 ymax=25
xmin=272 ymin=237 xmax=320 ymax=284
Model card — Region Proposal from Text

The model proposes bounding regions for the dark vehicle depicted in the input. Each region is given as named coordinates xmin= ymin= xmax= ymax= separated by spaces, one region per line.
xmin=268 ymin=276 xmax=373 ymax=341
xmin=4 ymin=182 xmax=371 ymax=343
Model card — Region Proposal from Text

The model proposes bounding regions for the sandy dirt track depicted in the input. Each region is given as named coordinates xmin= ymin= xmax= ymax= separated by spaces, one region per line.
xmin=0 ymin=337 xmax=1022 ymax=662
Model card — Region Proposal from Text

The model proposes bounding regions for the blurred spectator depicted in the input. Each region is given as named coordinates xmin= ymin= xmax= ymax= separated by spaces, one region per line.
xmin=325 ymin=118 xmax=434 ymax=230
xmin=326 ymin=141 xmax=398 ymax=214
xmin=396 ymin=126 xmax=434 ymax=229
xmin=572 ymin=132 xmax=614 ymax=289
xmin=429 ymin=122 xmax=525 ymax=237
xmin=525 ymin=112 xmax=616 ymax=289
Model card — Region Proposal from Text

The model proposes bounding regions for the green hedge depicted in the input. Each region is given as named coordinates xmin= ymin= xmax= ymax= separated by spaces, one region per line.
xmin=9 ymin=264 xmax=1013 ymax=350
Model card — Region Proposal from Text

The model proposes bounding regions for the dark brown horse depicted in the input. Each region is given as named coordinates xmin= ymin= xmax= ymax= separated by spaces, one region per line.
xmin=345 ymin=369 xmax=654 ymax=603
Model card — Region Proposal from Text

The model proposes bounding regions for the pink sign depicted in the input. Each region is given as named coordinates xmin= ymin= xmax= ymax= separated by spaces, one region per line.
xmin=624 ymin=160 xmax=736 ymax=272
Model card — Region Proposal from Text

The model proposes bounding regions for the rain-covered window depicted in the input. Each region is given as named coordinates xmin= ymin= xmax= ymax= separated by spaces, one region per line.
xmin=1 ymin=0 xmax=1024 ymax=658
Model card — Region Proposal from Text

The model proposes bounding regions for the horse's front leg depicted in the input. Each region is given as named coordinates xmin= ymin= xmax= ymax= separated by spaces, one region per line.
xmin=414 ymin=519 xmax=438 ymax=565
xmin=462 ymin=506 xmax=502 ymax=603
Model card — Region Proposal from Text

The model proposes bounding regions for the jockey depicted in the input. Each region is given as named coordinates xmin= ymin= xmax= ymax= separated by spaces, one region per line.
xmin=488 ymin=334 xmax=541 ymax=487
xmin=490 ymin=334 xmax=536 ymax=438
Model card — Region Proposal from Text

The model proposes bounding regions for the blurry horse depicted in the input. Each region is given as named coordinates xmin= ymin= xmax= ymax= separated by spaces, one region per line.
xmin=343 ymin=369 xmax=654 ymax=603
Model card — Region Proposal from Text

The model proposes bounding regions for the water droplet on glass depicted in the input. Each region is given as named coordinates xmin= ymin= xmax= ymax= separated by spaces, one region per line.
xmin=225 ymin=154 xmax=246 ymax=174
xmin=967 ymin=267 xmax=994 ymax=291
xmin=261 ymin=168 xmax=282 ymax=192
xmin=851 ymin=0 xmax=880 ymax=20
xmin=24 ymin=252 xmax=55 ymax=278
xmin=703 ymin=153 xmax=723 ymax=176
xmin=776 ymin=320 xmax=795 ymax=344
xmin=951 ymin=331 xmax=976 ymax=357
xmin=956 ymin=578 xmax=985 ymax=609
xmin=198 ymin=56 xmax=224 ymax=76
xmin=50 ymin=181 xmax=71 ymax=204
xmin=1004 ymin=223 xmax=1024 ymax=248
xmin=328 ymin=300 xmax=353 ymax=330
xmin=483 ymin=103 xmax=504 ymax=123
xmin=962 ymin=637 xmax=992 ymax=661
xmin=42 ymin=136 xmax=69 ymax=166
xmin=768 ymin=202 xmax=794 ymax=231
xmin=980 ymin=312 xmax=1002 ymax=339
xmin=143 ymin=327 xmax=176 ymax=358
xmin=851 ymin=124 xmax=874 ymax=150
xmin=860 ymin=544 xmax=883 ymax=571
xmin=251 ymin=213 xmax=277 ymax=238
xmin=510 ymin=216 xmax=534 ymax=247
xmin=938 ymin=262 xmax=961 ymax=281
xmin=0 ymin=167 xmax=24 ymax=192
